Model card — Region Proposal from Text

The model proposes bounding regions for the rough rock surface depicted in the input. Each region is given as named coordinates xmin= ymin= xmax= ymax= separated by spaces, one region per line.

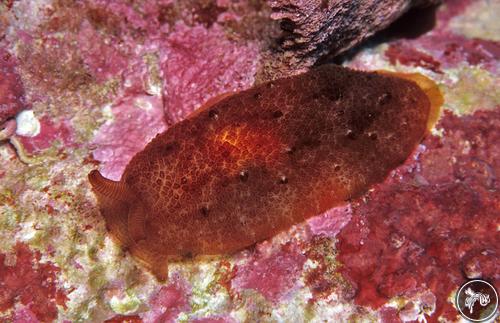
xmin=267 ymin=0 xmax=441 ymax=68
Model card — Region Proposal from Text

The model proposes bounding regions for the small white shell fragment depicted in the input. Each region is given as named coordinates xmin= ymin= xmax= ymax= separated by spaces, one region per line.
xmin=15 ymin=110 xmax=41 ymax=137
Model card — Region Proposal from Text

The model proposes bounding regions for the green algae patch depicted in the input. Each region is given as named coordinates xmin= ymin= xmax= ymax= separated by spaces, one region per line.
xmin=443 ymin=67 xmax=500 ymax=115
xmin=109 ymin=291 xmax=142 ymax=315
xmin=88 ymin=265 xmax=109 ymax=290
xmin=143 ymin=53 xmax=163 ymax=95
xmin=0 ymin=205 xmax=19 ymax=232
xmin=190 ymin=271 xmax=230 ymax=318
xmin=0 ymin=189 xmax=16 ymax=206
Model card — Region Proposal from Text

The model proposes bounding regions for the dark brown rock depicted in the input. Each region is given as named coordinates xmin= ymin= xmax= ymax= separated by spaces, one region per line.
xmin=267 ymin=0 xmax=441 ymax=68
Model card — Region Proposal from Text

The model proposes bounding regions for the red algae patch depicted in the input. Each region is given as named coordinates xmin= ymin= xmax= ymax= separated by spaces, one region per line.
xmin=379 ymin=306 xmax=401 ymax=323
xmin=0 ymin=48 xmax=26 ymax=125
xmin=336 ymin=109 xmax=500 ymax=322
xmin=304 ymin=236 xmax=346 ymax=302
xmin=104 ymin=314 xmax=143 ymax=323
xmin=12 ymin=307 xmax=42 ymax=322
xmin=0 ymin=243 xmax=68 ymax=322
xmin=142 ymin=274 xmax=190 ymax=322
xmin=385 ymin=42 xmax=442 ymax=74
xmin=232 ymin=243 xmax=306 ymax=302
xmin=417 ymin=33 xmax=500 ymax=73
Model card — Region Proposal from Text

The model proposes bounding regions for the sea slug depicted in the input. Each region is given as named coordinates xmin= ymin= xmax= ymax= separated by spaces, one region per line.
xmin=89 ymin=64 xmax=442 ymax=280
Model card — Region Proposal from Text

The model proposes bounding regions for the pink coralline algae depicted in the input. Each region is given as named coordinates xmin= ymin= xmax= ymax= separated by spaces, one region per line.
xmin=162 ymin=22 xmax=259 ymax=123
xmin=307 ymin=205 xmax=352 ymax=238
xmin=429 ymin=35 xmax=499 ymax=72
xmin=336 ymin=109 xmax=500 ymax=322
xmin=141 ymin=275 xmax=191 ymax=323
xmin=84 ymin=0 xmax=166 ymax=36
xmin=232 ymin=243 xmax=306 ymax=302
xmin=12 ymin=306 xmax=42 ymax=323
xmin=77 ymin=20 xmax=129 ymax=83
xmin=0 ymin=243 xmax=68 ymax=322
xmin=388 ymin=34 xmax=500 ymax=74
xmin=0 ymin=48 xmax=26 ymax=126
xmin=91 ymin=95 xmax=167 ymax=180
xmin=76 ymin=8 xmax=160 ymax=93
xmin=379 ymin=306 xmax=401 ymax=323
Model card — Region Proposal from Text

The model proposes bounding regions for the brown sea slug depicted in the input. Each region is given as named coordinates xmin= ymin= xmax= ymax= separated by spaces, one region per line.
xmin=89 ymin=64 xmax=442 ymax=280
